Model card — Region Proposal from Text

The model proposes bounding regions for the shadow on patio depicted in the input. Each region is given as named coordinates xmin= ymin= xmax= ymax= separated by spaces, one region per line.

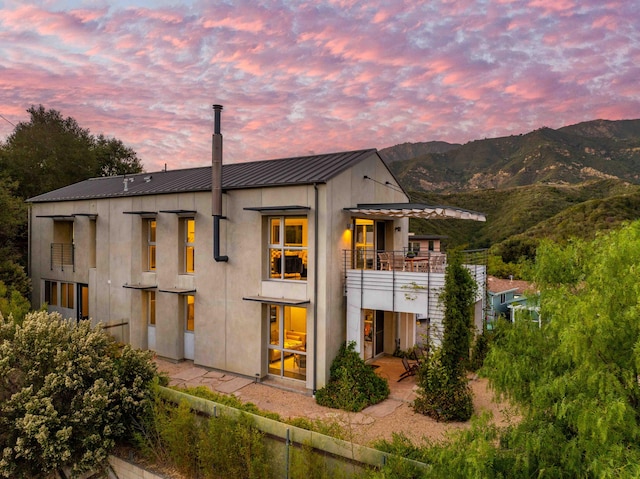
xmin=368 ymin=354 xmax=419 ymax=403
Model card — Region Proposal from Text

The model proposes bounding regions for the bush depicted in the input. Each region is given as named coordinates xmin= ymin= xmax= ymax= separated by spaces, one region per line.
xmin=315 ymin=341 xmax=389 ymax=412
xmin=0 ymin=311 xmax=157 ymax=478
xmin=412 ymin=349 xmax=473 ymax=422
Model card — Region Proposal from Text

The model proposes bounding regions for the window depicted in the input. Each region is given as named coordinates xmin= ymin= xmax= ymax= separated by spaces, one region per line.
xmin=184 ymin=219 xmax=195 ymax=273
xmin=269 ymin=216 xmax=307 ymax=280
xmin=354 ymin=218 xmax=374 ymax=269
xmin=148 ymin=291 xmax=156 ymax=325
xmin=185 ymin=295 xmax=195 ymax=331
xmin=267 ymin=305 xmax=307 ymax=381
xmin=147 ymin=219 xmax=157 ymax=271
xmin=60 ymin=282 xmax=74 ymax=309
xmin=44 ymin=280 xmax=58 ymax=306
xmin=500 ymin=293 xmax=507 ymax=304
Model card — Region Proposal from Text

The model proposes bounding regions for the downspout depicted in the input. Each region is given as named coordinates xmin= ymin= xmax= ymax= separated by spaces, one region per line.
xmin=312 ymin=183 xmax=319 ymax=395
xmin=212 ymin=104 xmax=228 ymax=262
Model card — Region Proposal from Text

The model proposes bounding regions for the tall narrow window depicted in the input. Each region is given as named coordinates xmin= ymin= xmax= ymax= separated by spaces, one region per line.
xmin=185 ymin=295 xmax=195 ymax=331
xmin=148 ymin=291 xmax=156 ymax=325
xmin=44 ymin=280 xmax=58 ymax=306
xmin=269 ymin=216 xmax=308 ymax=280
xmin=185 ymin=219 xmax=195 ymax=273
xmin=60 ymin=282 xmax=74 ymax=309
xmin=354 ymin=218 xmax=374 ymax=269
xmin=147 ymin=219 xmax=157 ymax=271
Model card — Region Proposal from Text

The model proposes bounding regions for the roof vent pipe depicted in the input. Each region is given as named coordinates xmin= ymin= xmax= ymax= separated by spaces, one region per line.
xmin=212 ymin=104 xmax=228 ymax=262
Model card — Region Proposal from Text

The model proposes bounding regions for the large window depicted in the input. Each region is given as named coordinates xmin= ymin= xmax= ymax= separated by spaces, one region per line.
xmin=269 ymin=216 xmax=307 ymax=280
xmin=184 ymin=218 xmax=195 ymax=273
xmin=147 ymin=219 xmax=157 ymax=271
xmin=268 ymin=305 xmax=307 ymax=381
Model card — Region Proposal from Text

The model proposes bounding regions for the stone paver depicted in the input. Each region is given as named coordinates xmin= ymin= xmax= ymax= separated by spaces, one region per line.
xmin=171 ymin=366 xmax=209 ymax=382
xmin=214 ymin=376 xmax=254 ymax=394
xmin=362 ymin=398 xmax=404 ymax=418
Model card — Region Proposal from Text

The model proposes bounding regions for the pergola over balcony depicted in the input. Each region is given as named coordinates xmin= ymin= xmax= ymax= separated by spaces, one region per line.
xmin=343 ymin=203 xmax=486 ymax=222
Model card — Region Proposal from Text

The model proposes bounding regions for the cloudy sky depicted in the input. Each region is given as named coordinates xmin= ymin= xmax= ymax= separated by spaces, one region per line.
xmin=1 ymin=0 xmax=638 ymax=172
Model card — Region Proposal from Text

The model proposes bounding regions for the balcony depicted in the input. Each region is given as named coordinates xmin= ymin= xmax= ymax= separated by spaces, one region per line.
xmin=343 ymin=249 xmax=487 ymax=315
xmin=51 ymin=243 xmax=75 ymax=271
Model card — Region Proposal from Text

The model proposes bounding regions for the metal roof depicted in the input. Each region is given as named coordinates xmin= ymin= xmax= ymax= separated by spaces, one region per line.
xmin=27 ymin=149 xmax=380 ymax=203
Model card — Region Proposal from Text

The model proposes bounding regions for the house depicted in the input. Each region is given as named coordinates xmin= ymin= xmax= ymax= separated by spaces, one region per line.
xmin=486 ymin=275 xmax=538 ymax=328
xmin=27 ymin=106 xmax=487 ymax=392
xmin=407 ymin=233 xmax=447 ymax=254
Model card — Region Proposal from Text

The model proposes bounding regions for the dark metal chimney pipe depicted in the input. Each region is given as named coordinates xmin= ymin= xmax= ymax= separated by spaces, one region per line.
xmin=212 ymin=104 xmax=228 ymax=262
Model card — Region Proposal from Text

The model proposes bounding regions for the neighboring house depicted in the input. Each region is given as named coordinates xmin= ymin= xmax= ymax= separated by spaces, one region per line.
xmin=27 ymin=106 xmax=487 ymax=392
xmin=407 ymin=233 xmax=447 ymax=254
xmin=486 ymin=275 xmax=538 ymax=328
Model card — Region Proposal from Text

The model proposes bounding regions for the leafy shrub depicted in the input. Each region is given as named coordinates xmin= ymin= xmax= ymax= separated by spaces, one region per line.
xmin=468 ymin=329 xmax=492 ymax=372
xmin=413 ymin=349 xmax=473 ymax=422
xmin=0 ymin=311 xmax=157 ymax=478
xmin=315 ymin=341 xmax=389 ymax=412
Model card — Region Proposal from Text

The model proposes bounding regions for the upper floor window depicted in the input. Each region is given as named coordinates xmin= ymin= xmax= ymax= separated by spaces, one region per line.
xmin=354 ymin=218 xmax=374 ymax=269
xmin=147 ymin=219 xmax=157 ymax=271
xmin=269 ymin=216 xmax=307 ymax=280
xmin=184 ymin=218 xmax=195 ymax=273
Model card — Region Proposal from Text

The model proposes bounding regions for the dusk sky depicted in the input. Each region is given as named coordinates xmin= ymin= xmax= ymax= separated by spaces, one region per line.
xmin=1 ymin=0 xmax=638 ymax=172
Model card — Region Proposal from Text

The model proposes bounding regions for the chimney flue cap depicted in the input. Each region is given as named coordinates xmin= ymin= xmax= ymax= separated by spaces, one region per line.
xmin=212 ymin=104 xmax=223 ymax=110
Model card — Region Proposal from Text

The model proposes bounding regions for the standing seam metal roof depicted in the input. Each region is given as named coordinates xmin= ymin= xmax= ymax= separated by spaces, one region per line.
xmin=27 ymin=149 xmax=379 ymax=203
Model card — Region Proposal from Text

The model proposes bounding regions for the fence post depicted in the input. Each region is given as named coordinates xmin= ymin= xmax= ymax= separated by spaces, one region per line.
xmin=285 ymin=428 xmax=290 ymax=479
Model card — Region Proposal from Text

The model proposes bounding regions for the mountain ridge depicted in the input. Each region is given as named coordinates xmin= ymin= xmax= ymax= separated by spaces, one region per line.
xmin=382 ymin=118 xmax=640 ymax=193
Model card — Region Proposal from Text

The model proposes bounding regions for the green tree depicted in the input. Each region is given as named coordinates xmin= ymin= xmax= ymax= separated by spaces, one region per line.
xmin=0 ymin=280 xmax=30 ymax=323
xmin=440 ymin=249 xmax=477 ymax=377
xmin=94 ymin=134 xmax=143 ymax=176
xmin=0 ymin=176 xmax=30 ymax=295
xmin=0 ymin=311 xmax=157 ymax=478
xmin=482 ymin=222 xmax=640 ymax=477
xmin=0 ymin=105 xmax=143 ymax=200
xmin=414 ymin=249 xmax=476 ymax=421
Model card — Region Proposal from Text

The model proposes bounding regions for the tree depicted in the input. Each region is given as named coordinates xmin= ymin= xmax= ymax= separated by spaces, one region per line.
xmin=0 ymin=311 xmax=157 ymax=478
xmin=94 ymin=134 xmax=143 ymax=177
xmin=440 ymin=249 xmax=477 ymax=377
xmin=0 ymin=105 xmax=143 ymax=200
xmin=481 ymin=222 xmax=640 ymax=477
xmin=413 ymin=248 xmax=476 ymax=421
xmin=0 ymin=280 xmax=30 ymax=323
xmin=0 ymin=177 xmax=30 ymax=296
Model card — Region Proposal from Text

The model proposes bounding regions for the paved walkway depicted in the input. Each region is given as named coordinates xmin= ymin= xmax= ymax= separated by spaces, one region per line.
xmin=155 ymin=354 xmax=419 ymax=421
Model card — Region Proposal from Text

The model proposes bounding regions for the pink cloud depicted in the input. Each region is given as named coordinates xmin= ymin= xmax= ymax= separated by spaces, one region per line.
xmin=0 ymin=0 xmax=637 ymax=171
